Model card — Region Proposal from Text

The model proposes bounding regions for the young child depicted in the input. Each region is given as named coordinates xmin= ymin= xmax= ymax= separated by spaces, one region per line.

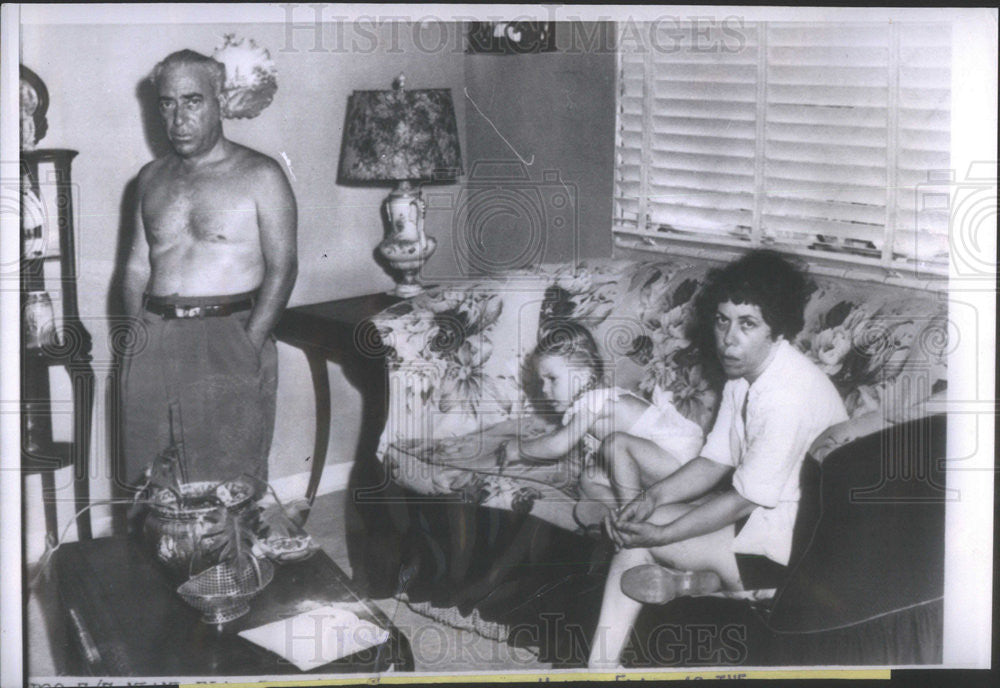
xmin=500 ymin=321 xmax=705 ymax=526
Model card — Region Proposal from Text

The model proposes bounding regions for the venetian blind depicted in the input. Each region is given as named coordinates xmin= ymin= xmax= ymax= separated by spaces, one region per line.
xmin=614 ymin=21 xmax=951 ymax=274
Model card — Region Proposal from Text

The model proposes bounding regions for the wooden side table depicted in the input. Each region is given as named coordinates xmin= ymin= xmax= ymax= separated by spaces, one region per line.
xmin=273 ymin=293 xmax=402 ymax=506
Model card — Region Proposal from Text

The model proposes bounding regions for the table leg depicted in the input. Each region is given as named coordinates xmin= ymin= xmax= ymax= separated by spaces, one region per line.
xmin=70 ymin=363 xmax=95 ymax=540
xmin=40 ymin=470 xmax=59 ymax=544
xmin=305 ymin=346 xmax=331 ymax=506
xmin=105 ymin=363 xmax=129 ymax=535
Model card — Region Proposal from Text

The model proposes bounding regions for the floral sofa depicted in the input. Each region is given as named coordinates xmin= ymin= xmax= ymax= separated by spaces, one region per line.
xmin=373 ymin=257 xmax=947 ymax=528
xmin=362 ymin=255 xmax=948 ymax=665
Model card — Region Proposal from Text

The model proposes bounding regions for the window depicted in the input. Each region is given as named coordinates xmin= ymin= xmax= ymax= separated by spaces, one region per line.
xmin=614 ymin=21 xmax=951 ymax=276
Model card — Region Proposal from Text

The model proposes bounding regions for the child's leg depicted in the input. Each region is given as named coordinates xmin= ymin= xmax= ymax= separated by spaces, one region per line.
xmin=576 ymin=467 xmax=617 ymax=528
xmin=579 ymin=464 xmax=616 ymax=503
xmin=600 ymin=432 xmax=684 ymax=502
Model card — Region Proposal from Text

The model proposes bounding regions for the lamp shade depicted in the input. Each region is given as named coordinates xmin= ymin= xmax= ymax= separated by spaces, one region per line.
xmin=339 ymin=87 xmax=463 ymax=182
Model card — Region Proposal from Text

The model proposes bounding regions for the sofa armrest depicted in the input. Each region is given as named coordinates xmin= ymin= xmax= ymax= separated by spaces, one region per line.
xmin=371 ymin=278 xmax=550 ymax=460
xmin=770 ymin=413 xmax=947 ymax=633
xmin=808 ymin=388 xmax=947 ymax=463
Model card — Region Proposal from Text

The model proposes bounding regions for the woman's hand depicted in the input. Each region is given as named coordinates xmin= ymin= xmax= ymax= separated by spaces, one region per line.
xmin=607 ymin=518 xmax=670 ymax=549
xmin=605 ymin=490 xmax=659 ymax=550
xmin=615 ymin=490 xmax=655 ymax=525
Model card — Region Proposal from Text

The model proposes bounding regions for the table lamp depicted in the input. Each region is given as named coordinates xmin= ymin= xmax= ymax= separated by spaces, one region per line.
xmin=339 ymin=75 xmax=463 ymax=297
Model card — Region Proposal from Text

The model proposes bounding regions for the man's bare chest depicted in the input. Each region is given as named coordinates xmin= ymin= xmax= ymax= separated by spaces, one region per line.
xmin=144 ymin=175 xmax=257 ymax=243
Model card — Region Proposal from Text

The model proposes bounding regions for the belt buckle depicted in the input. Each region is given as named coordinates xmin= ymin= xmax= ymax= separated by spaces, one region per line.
xmin=176 ymin=305 xmax=203 ymax=319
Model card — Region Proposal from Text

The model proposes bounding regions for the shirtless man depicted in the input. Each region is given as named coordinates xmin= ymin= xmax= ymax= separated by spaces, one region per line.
xmin=121 ymin=50 xmax=296 ymax=487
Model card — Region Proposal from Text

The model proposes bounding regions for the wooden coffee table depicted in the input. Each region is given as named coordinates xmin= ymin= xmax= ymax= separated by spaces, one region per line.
xmin=45 ymin=536 xmax=413 ymax=676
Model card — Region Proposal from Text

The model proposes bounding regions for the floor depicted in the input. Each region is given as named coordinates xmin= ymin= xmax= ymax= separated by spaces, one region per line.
xmin=25 ymin=489 xmax=548 ymax=679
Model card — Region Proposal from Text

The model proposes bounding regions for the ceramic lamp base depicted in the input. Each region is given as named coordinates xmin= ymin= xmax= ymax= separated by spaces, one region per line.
xmin=378 ymin=182 xmax=436 ymax=298
xmin=379 ymin=235 xmax=437 ymax=298
xmin=392 ymin=282 xmax=426 ymax=298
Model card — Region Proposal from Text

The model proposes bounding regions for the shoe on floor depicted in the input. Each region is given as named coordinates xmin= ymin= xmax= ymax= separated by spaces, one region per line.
xmin=620 ymin=564 xmax=722 ymax=604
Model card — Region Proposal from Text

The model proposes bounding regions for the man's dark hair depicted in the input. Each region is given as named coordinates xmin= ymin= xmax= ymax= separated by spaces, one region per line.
xmin=150 ymin=49 xmax=225 ymax=96
xmin=697 ymin=249 xmax=812 ymax=341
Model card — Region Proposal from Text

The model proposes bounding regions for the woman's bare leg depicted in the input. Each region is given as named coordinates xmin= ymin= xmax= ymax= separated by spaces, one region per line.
xmin=640 ymin=503 xmax=742 ymax=588
xmin=589 ymin=544 xmax=653 ymax=669
xmin=588 ymin=503 xmax=741 ymax=669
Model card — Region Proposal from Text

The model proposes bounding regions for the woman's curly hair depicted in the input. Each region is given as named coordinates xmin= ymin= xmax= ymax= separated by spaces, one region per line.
xmin=696 ymin=249 xmax=813 ymax=344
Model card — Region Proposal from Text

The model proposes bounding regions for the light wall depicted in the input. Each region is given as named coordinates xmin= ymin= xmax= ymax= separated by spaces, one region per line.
xmin=19 ymin=20 xmax=617 ymax=553
xmin=19 ymin=22 xmax=467 ymax=549
xmin=451 ymin=22 xmax=616 ymax=275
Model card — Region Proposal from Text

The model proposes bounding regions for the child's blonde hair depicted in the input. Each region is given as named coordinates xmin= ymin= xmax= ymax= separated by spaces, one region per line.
xmin=533 ymin=320 xmax=606 ymax=389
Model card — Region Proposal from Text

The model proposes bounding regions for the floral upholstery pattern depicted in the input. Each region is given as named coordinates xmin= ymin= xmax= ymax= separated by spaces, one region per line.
xmin=373 ymin=258 xmax=947 ymax=532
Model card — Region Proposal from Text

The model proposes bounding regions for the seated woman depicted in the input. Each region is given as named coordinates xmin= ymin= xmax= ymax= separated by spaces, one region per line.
xmin=589 ymin=250 xmax=849 ymax=670
xmin=498 ymin=320 xmax=705 ymax=527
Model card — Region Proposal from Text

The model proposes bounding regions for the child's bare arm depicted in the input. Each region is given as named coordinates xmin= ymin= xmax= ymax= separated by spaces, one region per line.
xmin=517 ymin=424 xmax=582 ymax=461
xmin=518 ymin=399 xmax=614 ymax=461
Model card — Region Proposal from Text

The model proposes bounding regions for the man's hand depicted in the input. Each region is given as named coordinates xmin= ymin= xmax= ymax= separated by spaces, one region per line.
xmin=245 ymin=326 xmax=268 ymax=353
xmin=431 ymin=467 xmax=464 ymax=494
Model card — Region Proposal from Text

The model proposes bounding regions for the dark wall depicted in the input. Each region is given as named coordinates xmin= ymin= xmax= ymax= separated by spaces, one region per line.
xmin=441 ymin=22 xmax=616 ymax=277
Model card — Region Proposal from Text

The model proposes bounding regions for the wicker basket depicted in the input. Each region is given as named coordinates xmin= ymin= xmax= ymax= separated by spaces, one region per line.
xmin=177 ymin=553 xmax=274 ymax=625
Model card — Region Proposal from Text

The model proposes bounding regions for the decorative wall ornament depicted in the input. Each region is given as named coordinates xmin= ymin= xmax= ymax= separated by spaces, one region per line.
xmin=467 ymin=22 xmax=557 ymax=54
xmin=19 ymin=65 xmax=49 ymax=150
xmin=212 ymin=34 xmax=278 ymax=119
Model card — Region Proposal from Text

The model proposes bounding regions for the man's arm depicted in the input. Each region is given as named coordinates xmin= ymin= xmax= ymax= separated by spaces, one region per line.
xmin=808 ymin=388 xmax=947 ymax=463
xmin=245 ymin=159 xmax=297 ymax=349
xmin=122 ymin=167 xmax=152 ymax=319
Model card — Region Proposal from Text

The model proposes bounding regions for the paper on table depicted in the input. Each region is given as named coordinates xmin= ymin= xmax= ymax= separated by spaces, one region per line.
xmin=238 ymin=604 xmax=390 ymax=671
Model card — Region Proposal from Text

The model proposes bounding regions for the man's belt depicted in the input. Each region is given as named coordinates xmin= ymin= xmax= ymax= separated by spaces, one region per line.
xmin=144 ymin=299 xmax=254 ymax=319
